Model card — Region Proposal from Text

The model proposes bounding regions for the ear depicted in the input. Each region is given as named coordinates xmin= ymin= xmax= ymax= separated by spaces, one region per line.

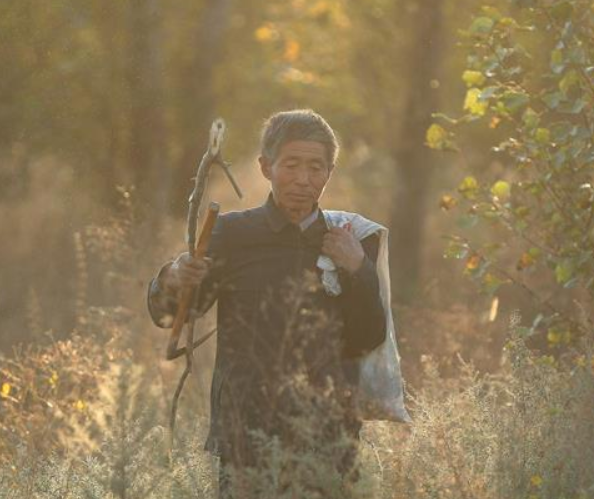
xmin=259 ymin=156 xmax=272 ymax=180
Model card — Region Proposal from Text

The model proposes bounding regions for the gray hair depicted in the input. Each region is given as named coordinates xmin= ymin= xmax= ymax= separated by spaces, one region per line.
xmin=260 ymin=109 xmax=339 ymax=167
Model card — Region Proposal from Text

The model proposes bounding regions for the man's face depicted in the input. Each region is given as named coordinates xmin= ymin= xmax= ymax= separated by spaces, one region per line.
xmin=260 ymin=140 xmax=332 ymax=218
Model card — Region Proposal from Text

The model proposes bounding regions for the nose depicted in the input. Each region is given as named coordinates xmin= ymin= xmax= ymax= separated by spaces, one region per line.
xmin=295 ymin=167 xmax=309 ymax=185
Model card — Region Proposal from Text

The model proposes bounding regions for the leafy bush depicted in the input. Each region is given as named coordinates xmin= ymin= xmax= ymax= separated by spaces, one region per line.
xmin=429 ymin=0 xmax=594 ymax=350
xmin=0 ymin=307 xmax=133 ymax=461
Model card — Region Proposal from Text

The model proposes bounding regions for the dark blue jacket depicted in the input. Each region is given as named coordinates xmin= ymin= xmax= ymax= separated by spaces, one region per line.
xmin=148 ymin=193 xmax=386 ymax=456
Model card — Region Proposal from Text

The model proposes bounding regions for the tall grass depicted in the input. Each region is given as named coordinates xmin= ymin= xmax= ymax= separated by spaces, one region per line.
xmin=2 ymin=297 xmax=594 ymax=498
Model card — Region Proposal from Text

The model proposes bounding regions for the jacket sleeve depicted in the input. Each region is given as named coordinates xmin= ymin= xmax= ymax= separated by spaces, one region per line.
xmin=146 ymin=216 xmax=226 ymax=329
xmin=338 ymin=233 xmax=386 ymax=359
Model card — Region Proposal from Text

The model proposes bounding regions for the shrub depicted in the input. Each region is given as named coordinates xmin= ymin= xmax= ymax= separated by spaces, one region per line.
xmin=430 ymin=0 xmax=594 ymax=351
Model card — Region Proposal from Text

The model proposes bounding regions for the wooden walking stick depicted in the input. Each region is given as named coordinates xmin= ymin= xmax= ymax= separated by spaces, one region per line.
xmin=167 ymin=202 xmax=219 ymax=363
xmin=166 ymin=118 xmax=243 ymax=453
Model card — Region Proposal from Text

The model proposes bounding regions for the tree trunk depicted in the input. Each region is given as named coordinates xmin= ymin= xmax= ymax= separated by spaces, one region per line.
xmin=172 ymin=0 xmax=234 ymax=217
xmin=389 ymin=0 xmax=445 ymax=303
xmin=127 ymin=0 xmax=168 ymax=228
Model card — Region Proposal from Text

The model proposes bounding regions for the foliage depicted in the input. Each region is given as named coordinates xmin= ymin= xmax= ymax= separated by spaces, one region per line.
xmin=372 ymin=310 xmax=594 ymax=499
xmin=2 ymin=309 xmax=594 ymax=498
xmin=0 ymin=307 xmax=133 ymax=461
xmin=430 ymin=0 xmax=594 ymax=349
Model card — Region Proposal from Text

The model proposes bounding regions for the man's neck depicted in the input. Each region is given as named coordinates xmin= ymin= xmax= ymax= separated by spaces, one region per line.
xmin=284 ymin=206 xmax=316 ymax=224
xmin=271 ymin=193 xmax=318 ymax=225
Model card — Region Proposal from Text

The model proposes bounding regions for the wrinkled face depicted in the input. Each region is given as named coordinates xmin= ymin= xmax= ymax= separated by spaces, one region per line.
xmin=260 ymin=140 xmax=332 ymax=219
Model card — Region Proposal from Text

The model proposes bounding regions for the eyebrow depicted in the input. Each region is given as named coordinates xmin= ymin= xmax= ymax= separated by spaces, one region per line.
xmin=283 ymin=155 xmax=326 ymax=166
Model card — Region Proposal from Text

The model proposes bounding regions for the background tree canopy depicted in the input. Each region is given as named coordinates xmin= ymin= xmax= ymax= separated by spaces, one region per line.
xmin=0 ymin=0 xmax=592 ymax=387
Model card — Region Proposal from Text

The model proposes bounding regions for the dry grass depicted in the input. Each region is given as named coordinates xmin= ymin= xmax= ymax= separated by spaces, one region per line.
xmin=2 ymin=293 xmax=594 ymax=498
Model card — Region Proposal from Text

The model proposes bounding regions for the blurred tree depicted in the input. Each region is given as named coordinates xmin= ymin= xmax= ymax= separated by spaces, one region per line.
xmin=169 ymin=0 xmax=234 ymax=216
xmin=389 ymin=0 xmax=445 ymax=303
xmin=127 ymin=0 xmax=168 ymax=227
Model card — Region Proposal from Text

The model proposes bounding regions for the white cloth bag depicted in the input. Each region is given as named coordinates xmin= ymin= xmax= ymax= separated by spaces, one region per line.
xmin=318 ymin=211 xmax=412 ymax=423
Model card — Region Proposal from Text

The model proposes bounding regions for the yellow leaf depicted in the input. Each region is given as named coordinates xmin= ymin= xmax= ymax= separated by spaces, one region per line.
xmin=499 ymin=17 xmax=519 ymax=28
xmin=466 ymin=254 xmax=481 ymax=271
xmin=308 ymin=1 xmax=331 ymax=17
xmin=530 ymin=475 xmax=543 ymax=487
xmin=481 ymin=6 xmax=502 ymax=20
xmin=1 ymin=383 xmax=10 ymax=398
xmin=547 ymin=331 xmax=560 ymax=345
xmin=463 ymin=88 xmax=488 ymax=116
xmin=74 ymin=399 xmax=86 ymax=411
xmin=489 ymin=116 xmax=501 ymax=129
xmin=547 ymin=328 xmax=570 ymax=346
xmin=283 ymin=40 xmax=300 ymax=62
xmin=48 ymin=371 xmax=59 ymax=386
xmin=462 ymin=70 xmax=486 ymax=87
xmin=439 ymin=194 xmax=458 ymax=211
xmin=491 ymin=180 xmax=511 ymax=200
xmin=425 ymin=124 xmax=448 ymax=149
xmin=280 ymin=67 xmax=316 ymax=84
xmin=254 ymin=24 xmax=278 ymax=42
xmin=516 ymin=252 xmax=535 ymax=270
xmin=457 ymin=176 xmax=479 ymax=199
xmin=535 ymin=128 xmax=551 ymax=144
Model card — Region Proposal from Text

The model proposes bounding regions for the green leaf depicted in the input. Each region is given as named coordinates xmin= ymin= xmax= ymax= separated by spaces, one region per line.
xmin=555 ymin=260 xmax=574 ymax=284
xmin=567 ymin=45 xmax=586 ymax=65
xmin=469 ymin=16 xmax=495 ymax=34
xmin=479 ymin=86 xmax=499 ymax=101
xmin=522 ymin=107 xmax=540 ymax=129
xmin=482 ymin=272 xmax=506 ymax=295
xmin=534 ymin=128 xmax=551 ymax=144
xmin=550 ymin=49 xmax=565 ymax=74
xmin=443 ymin=240 xmax=469 ymax=259
xmin=515 ymin=327 xmax=534 ymax=339
xmin=501 ymin=91 xmax=529 ymax=114
xmin=550 ymin=121 xmax=575 ymax=142
xmin=550 ymin=1 xmax=573 ymax=21
xmin=563 ymin=99 xmax=587 ymax=114
xmin=559 ymin=70 xmax=580 ymax=95
xmin=456 ymin=213 xmax=479 ymax=229
xmin=481 ymin=6 xmax=502 ymax=20
xmin=542 ymin=91 xmax=565 ymax=110
xmin=551 ymin=149 xmax=567 ymax=169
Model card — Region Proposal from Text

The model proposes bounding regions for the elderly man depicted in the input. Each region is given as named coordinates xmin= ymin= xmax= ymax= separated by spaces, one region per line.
xmin=147 ymin=109 xmax=386 ymax=497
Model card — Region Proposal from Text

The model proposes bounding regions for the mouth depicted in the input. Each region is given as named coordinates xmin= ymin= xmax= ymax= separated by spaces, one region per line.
xmin=287 ymin=192 xmax=311 ymax=200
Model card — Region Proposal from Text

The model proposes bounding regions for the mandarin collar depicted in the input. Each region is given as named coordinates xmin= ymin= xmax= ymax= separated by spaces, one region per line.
xmin=264 ymin=192 xmax=324 ymax=233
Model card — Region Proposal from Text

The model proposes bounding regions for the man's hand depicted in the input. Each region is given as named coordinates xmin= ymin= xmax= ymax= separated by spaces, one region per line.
xmin=322 ymin=226 xmax=365 ymax=274
xmin=161 ymin=252 xmax=212 ymax=290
